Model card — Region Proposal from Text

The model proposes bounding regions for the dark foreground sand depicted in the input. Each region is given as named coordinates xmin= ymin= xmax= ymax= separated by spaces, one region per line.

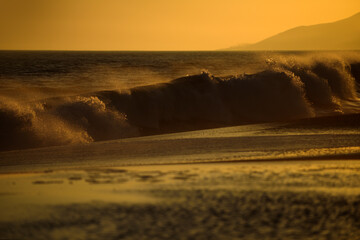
xmin=1 ymin=160 xmax=360 ymax=240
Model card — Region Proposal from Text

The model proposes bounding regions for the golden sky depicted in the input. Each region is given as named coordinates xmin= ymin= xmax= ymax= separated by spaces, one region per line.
xmin=0 ymin=0 xmax=359 ymax=50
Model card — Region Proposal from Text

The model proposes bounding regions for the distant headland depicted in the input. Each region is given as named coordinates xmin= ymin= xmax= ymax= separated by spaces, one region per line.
xmin=225 ymin=12 xmax=360 ymax=51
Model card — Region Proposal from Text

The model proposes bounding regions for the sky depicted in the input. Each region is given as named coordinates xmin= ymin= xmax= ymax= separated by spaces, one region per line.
xmin=0 ymin=0 xmax=359 ymax=50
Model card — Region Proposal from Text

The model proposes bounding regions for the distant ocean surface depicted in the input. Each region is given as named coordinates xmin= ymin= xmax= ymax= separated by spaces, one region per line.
xmin=0 ymin=51 xmax=359 ymax=154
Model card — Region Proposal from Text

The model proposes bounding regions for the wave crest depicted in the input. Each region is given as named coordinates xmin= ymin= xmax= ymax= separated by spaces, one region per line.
xmin=0 ymin=96 xmax=138 ymax=151
xmin=1 ymin=55 xmax=359 ymax=151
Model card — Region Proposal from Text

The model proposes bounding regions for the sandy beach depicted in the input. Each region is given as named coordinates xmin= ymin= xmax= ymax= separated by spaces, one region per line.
xmin=1 ymin=160 xmax=360 ymax=240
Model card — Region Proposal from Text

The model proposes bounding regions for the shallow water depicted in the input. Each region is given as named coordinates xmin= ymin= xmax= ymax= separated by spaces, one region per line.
xmin=0 ymin=115 xmax=359 ymax=174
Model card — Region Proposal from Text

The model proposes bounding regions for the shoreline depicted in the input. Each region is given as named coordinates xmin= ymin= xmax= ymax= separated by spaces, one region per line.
xmin=1 ymin=153 xmax=360 ymax=175
xmin=1 ymin=113 xmax=359 ymax=174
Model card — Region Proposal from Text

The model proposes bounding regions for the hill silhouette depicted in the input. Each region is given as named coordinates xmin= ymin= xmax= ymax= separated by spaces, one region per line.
xmin=227 ymin=12 xmax=360 ymax=50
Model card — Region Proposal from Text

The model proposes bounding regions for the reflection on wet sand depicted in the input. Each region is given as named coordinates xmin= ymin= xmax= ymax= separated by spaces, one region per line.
xmin=1 ymin=160 xmax=360 ymax=239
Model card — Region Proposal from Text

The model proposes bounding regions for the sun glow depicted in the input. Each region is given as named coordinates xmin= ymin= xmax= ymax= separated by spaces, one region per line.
xmin=0 ymin=0 xmax=359 ymax=50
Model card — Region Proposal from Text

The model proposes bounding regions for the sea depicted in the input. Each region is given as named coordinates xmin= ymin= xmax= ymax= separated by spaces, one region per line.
xmin=1 ymin=51 xmax=360 ymax=239
xmin=0 ymin=50 xmax=359 ymax=165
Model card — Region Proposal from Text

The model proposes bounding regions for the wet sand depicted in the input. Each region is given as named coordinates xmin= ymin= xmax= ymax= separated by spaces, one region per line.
xmin=1 ymin=160 xmax=360 ymax=240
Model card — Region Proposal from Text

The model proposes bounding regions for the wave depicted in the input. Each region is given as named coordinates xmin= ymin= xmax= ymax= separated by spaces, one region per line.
xmin=0 ymin=96 xmax=138 ymax=151
xmin=0 ymin=55 xmax=359 ymax=151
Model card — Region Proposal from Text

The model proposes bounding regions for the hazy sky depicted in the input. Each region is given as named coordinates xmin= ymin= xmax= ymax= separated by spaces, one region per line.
xmin=0 ymin=0 xmax=359 ymax=50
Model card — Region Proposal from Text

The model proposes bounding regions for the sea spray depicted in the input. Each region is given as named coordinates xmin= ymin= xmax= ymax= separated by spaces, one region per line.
xmin=0 ymin=52 xmax=359 ymax=151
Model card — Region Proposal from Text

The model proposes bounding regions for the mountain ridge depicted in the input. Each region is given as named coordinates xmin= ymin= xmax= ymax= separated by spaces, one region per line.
xmin=226 ymin=12 xmax=360 ymax=51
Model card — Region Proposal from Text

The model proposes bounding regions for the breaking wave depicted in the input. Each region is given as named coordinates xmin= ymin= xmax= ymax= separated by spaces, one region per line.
xmin=0 ymin=55 xmax=359 ymax=151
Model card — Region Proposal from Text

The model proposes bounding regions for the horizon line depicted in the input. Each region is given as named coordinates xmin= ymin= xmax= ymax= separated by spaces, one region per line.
xmin=1 ymin=49 xmax=360 ymax=52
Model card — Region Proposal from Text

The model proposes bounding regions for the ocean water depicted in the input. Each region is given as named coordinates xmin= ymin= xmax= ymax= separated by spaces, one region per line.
xmin=0 ymin=50 xmax=359 ymax=157
xmin=1 ymin=51 xmax=360 ymax=240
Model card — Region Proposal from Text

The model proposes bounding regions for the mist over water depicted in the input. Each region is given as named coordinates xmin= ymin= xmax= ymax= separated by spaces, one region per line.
xmin=0 ymin=51 xmax=359 ymax=151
